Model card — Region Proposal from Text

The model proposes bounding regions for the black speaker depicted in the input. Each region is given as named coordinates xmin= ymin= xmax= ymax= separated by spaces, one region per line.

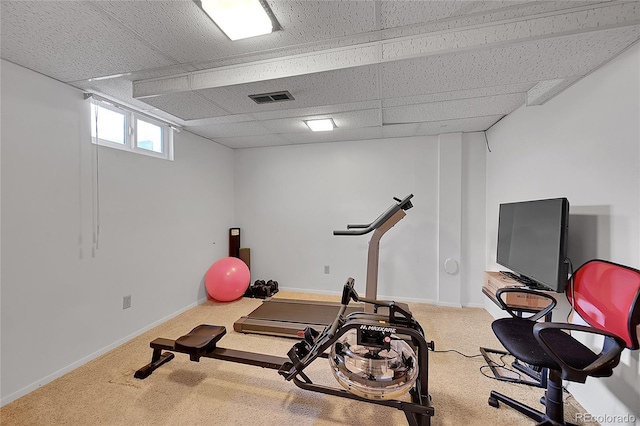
xmin=229 ymin=228 xmax=240 ymax=258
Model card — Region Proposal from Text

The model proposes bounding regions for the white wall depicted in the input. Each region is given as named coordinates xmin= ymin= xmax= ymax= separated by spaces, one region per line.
xmin=486 ymin=43 xmax=640 ymax=425
xmin=233 ymin=132 xmax=487 ymax=306
xmin=0 ymin=60 xmax=235 ymax=405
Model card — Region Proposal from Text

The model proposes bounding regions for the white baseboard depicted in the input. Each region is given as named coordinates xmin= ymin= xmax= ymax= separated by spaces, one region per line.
xmin=1 ymin=299 xmax=204 ymax=407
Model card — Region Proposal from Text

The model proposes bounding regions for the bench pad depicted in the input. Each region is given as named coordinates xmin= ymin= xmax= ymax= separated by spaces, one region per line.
xmin=175 ymin=325 xmax=227 ymax=361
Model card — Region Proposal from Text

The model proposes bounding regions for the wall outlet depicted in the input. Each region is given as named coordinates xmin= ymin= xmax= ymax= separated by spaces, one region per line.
xmin=123 ymin=295 xmax=131 ymax=309
xmin=324 ymin=265 xmax=330 ymax=274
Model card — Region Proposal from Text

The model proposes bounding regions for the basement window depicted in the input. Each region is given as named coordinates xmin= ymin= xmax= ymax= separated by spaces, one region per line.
xmin=90 ymin=99 xmax=174 ymax=161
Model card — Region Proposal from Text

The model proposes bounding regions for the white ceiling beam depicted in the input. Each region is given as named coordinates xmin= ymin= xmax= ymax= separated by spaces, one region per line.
xmin=133 ymin=2 xmax=639 ymax=99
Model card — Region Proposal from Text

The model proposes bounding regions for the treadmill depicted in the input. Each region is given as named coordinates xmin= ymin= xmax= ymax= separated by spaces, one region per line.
xmin=233 ymin=194 xmax=414 ymax=338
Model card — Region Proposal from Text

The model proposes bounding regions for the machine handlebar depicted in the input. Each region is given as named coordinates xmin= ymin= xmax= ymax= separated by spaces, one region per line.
xmin=333 ymin=194 xmax=414 ymax=236
xmin=328 ymin=278 xmax=358 ymax=337
xmin=340 ymin=277 xmax=358 ymax=305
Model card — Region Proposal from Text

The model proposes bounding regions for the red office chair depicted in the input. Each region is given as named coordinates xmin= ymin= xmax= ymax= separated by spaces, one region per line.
xmin=488 ymin=259 xmax=640 ymax=425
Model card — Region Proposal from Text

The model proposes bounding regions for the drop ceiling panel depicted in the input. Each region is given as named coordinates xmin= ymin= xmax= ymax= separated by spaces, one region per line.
xmin=262 ymin=109 xmax=380 ymax=134
xmin=382 ymin=27 xmax=640 ymax=99
xmin=270 ymin=1 xmax=377 ymax=39
xmin=196 ymin=65 xmax=379 ymax=114
xmin=380 ymin=1 xmax=616 ymax=40
xmin=93 ymin=1 xmax=227 ymax=64
xmin=381 ymin=123 xmax=420 ymax=139
xmin=382 ymin=83 xmax=534 ymax=108
xmin=188 ymin=121 xmax=274 ymax=139
xmin=213 ymin=134 xmax=292 ymax=149
xmin=251 ymin=101 xmax=381 ymax=121
xmin=185 ymin=114 xmax=264 ymax=126
xmin=0 ymin=1 xmax=175 ymax=82
xmin=132 ymin=2 xmax=638 ymax=99
xmin=99 ymin=1 xmax=377 ymax=66
xmin=281 ymin=127 xmax=382 ymax=145
xmin=379 ymin=0 xmax=566 ymax=33
xmin=382 ymin=2 xmax=638 ymax=63
xmin=416 ymin=115 xmax=505 ymax=136
xmin=380 ymin=1 xmax=478 ymax=28
xmin=141 ymin=92 xmax=230 ymax=120
xmin=260 ymin=118 xmax=309 ymax=135
xmin=1 ymin=1 xmax=638 ymax=149
xmin=383 ymin=93 xmax=525 ymax=124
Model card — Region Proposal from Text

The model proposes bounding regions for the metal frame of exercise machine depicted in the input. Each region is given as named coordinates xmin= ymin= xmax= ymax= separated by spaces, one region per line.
xmin=233 ymin=194 xmax=414 ymax=338
xmin=135 ymin=278 xmax=434 ymax=426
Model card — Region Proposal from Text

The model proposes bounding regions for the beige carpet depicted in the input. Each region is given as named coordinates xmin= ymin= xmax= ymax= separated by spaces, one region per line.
xmin=1 ymin=291 xmax=591 ymax=426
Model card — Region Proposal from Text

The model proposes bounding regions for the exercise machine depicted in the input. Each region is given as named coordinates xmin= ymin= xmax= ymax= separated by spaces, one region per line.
xmin=233 ymin=194 xmax=414 ymax=338
xmin=135 ymin=278 xmax=434 ymax=426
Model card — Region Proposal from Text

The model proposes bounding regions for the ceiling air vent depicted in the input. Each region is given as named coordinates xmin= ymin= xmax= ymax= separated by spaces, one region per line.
xmin=249 ymin=91 xmax=295 ymax=104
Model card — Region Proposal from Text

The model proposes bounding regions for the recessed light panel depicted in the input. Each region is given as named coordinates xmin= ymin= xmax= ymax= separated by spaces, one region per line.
xmin=305 ymin=118 xmax=336 ymax=132
xmin=199 ymin=0 xmax=275 ymax=41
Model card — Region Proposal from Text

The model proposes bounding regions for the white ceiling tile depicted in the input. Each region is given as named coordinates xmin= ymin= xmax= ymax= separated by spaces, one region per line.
xmin=382 ymin=83 xmax=534 ymax=108
xmin=140 ymin=93 xmax=230 ymax=120
xmin=2 ymin=1 xmax=637 ymax=149
xmin=252 ymin=101 xmax=381 ymax=121
xmin=97 ymin=1 xmax=377 ymax=66
xmin=380 ymin=1 xmax=473 ymax=29
xmin=0 ymin=1 xmax=175 ymax=82
xmin=268 ymin=1 xmax=377 ymax=42
xmin=281 ymin=127 xmax=382 ymax=145
xmin=382 ymin=123 xmax=420 ymax=139
xmin=260 ymin=118 xmax=309 ymax=135
xmin=381 ymin=5 xmax=640 ymax=62
xmin=262 ymin=109 xmax=380 ymax=134
xmin=212 ymin=134 xmax=291 ymax=149
xmin=137 ymin=2 xmax=640 ymax=99
xmin=186 ymin=114 xmax=260 ymax=126
xmin=380 ymin=1 xmax=617 ymax=41
xmin=383 ymin=93 xmax=525 ymax=124
xmin=188 ymin=121 xmax=273 ymax=139
xmin=93 ymin=1 xmax=226 ymax=64
xmin=197 ymin=65 xmax=379 ymax=114
xmin=332 ymin=110 xmax=381 ymax=130
xmin=381 ymin=27 xmax=640 ymax=99
xmin=416 ymin=115 xmax=504 ymax=135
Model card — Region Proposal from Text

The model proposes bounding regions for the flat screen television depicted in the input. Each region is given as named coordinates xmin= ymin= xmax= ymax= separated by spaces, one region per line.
xmin=496 ymin=197 xmax=570 ymax=293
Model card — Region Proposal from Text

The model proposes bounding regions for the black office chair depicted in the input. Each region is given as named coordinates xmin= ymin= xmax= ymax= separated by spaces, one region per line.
xmin=488 ymin=259 xmax=640 ymax=425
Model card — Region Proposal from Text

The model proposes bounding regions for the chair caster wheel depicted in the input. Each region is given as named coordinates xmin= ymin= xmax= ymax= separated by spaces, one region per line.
xmin=488 ymin=396 xmax=499 ymax=408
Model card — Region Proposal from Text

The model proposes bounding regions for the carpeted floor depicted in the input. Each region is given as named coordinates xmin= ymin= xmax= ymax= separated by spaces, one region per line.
xmin=0 ymin=290 xmax=592 ymax=425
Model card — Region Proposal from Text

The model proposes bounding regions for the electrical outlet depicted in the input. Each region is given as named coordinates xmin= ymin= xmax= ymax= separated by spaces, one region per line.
xmin=324 ymin=265 xmax=330 ymax=274
xmin=123 ymin=295 xmax=131 ymax=309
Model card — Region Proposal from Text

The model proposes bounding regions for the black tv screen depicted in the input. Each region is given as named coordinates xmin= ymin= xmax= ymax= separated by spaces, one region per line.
xmin=496 ymin=198 xmax=570 ymax=292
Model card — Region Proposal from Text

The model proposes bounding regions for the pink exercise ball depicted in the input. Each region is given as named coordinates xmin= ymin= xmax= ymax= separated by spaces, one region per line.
xmin=205 ymin=257 xmax=250 ymax=302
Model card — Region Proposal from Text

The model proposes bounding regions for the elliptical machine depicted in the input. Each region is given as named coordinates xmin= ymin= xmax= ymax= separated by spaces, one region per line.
xmin=135 ymin=278 xmax=434 ymax=426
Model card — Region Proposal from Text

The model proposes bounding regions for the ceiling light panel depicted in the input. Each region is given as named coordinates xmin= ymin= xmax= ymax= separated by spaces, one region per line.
xmin=283 ymin=127 xmax=382 ymax=145
xmin=197 ymin=0 xmax=278 ymax=41
xmin=263 ymin=110 xmax=377 ymax=134
xmin=305 ymin=118 xmax=335 ymax=132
